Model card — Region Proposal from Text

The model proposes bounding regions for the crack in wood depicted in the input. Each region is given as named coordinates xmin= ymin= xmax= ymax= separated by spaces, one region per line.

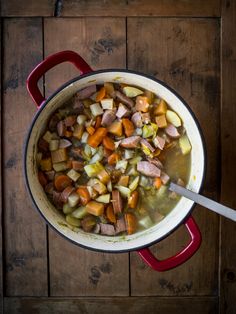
xmin=54 ymin=0 xmax=63 ymax=17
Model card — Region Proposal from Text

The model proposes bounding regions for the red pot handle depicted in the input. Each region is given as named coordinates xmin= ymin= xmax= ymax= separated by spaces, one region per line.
xmin=26 ymin=50 xmax=93 ymax=108
xmin=137 ymin=215 xmax=201 ymax=272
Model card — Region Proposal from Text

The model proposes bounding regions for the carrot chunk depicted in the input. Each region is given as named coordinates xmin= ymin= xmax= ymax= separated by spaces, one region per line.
xmin=96 ymin=86 xmax=106 ymax=102
xmin=108 ymin=152 xmax=120 ymax=165
xmin=87 ymin=127 xmax=107 ymax=148
xmin=122 ymin=118 xmax=135 ymax=137
xmin=77 ymin=187 xmax=91 ymax=205
xmin=86 ymin=126 xmax=95 ymax=135
xmin=106 ymin=204 xmax=116 ymax=223
xmin=86 ymin=201 xmax=104 ymax=216
xmin=125 ymin=213 xmax=137 ymax=235
xmin=128 ymin=190 xmax=139 ymax=209
xmin=154 ymin=177 xmax=162 ymax=189
xmin=54 ymin=175 xmax=72 ymax=192
xmin=102 ymin=136 xmax=115 ymax=151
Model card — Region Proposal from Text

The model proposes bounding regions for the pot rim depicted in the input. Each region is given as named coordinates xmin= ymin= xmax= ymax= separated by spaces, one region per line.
xmin=24 ymin=68 xmax=207 ymax=253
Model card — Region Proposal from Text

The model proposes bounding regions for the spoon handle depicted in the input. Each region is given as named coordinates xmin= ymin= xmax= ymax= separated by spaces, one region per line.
xmin=169 ymin=182 xmax=236 ymax=222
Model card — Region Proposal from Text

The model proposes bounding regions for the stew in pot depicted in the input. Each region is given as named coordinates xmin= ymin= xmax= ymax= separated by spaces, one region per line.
xmin=36 ymin=82 xmax=191 ymax=236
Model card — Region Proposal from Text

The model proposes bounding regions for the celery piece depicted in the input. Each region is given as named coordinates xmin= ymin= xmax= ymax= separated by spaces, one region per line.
xmin=67 ymin=169 xmax=80 ymax=182
xmin=129 ymin=176 xmax=140 ymax=192
xmin=63 ymin=203 xmax=74 ymax=214
xmin=123 ymin=86 xmax=143 ymax=97
xmin=84 ymin=162 xmax=104 ymax=177
xmin=90 ymin=103 xmax=103 ymax=116
xmin=68 ymin=192 xmax=80 ymax=207
xmin=114 ymin=185 xmax=131 ymax=198
xmin=179 ymin=135 xmax=192 ymax=155
xmin=166 ymin=110 xmax=181 ymax=127
xmin=138 ymin=216 xmax=153 ymax=229
xmin=96 ymin=194 xmax=111 ymax=203
xmin=66 ymin=215 xmax=81 ymax=227
xmin=71 ymin=206 xmax=87 ymax=219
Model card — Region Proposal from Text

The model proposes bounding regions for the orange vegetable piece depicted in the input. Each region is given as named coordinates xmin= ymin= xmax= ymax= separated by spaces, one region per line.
xmin=40 ymin=157 xmax=52 ymax=171
xmin=38 ymin=171 xmax=48 ymax=187
xmin=104 ymin=147 xmax=113 ymax=158
xmin=106 ymin=204 xmax=116 ymax=223
xmin=118 ymin=175 xmax=129 ymax=187
xmin=128 ymin=190 xmax=139 ymax=209
xmin=64 ymin=130 xmax=73 ymax=138
xmin=77 ymin=187 xmax=91 ymax=205
xmin=154 ymin=177 xmax=162 ymax=189
xmin=73 ymin=124 xmax=84 ymax=140
xmin=97 ymin=169 xmax=110 ymax=184
xmin=86 ymin=126 xmax=95 ymax=135
xmin=96 ymin=86 xmax=106 ymax=102
xmin=102 ymin=136 xmax=115 ymax=151
xmin=87 ymin=127 xmax=107 ymax=148
xmin=108 ymin=152 xmax=120 ymax=165
xmin=95 ymin=116 xmax=102 ymax=129
xmin=108 ymin=121 xmax=123 ymax=137
xmin=154 ymin=99 xmax=167 ymax=115
xmin=54 ymin=175 xmax=71 ymax=192
xmin=155 ymin=114 xmax=167 ymax=128
xmin=125 ymin=213 xmax=137 ymax=235
xmin=122 ymin=119 xmax=135 ymax=137
xmin=135 ymin=96 xmax=149 ymax=112
xmin=86 ymin=201 xmax=104 ymax=216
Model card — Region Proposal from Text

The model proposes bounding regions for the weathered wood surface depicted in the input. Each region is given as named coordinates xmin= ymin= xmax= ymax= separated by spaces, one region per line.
xmin=220 ymin=0 xmax=236 ymax=313
xmin=3 ymin=18 xmax=48 ymax=296
xmin=128 ymin=18 xmax=220 ymax=296
xmin=0 ymin=19 xmax=3 ymax=314
xmin=4 ymin=296 xmax=218 ymax=314
xmin=44 ymin=18 xmax=129 ymax=296
xmin=1 ymin=0 xmax=221 ymax=17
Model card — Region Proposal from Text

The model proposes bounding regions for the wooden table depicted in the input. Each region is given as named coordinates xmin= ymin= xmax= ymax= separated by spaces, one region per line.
xmin=1 ymin=1 xmax=236 ymax=313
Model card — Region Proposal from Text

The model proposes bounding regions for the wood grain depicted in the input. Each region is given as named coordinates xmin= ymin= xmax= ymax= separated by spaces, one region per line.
xmin=127 ymin=18 xmax=220 ymax=296
xmin=44 ymin=18 xmax=129 ymax=296
xmin=1 ymin=0 xmax=54 ymax=17
xmin=3 ymin=296 xmax=218 ymax=314
xmin=3 ymin=18 xmax=48 ymax=296
xmin=1 ymin=0 xmax=221 ymax=17
xmin=220 ymin=0 xmax=236 ymax=313
xmin=0 ymin=19 xmax=3 ymax=313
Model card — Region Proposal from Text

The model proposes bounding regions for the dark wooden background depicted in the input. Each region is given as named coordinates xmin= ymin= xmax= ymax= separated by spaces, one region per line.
xmin=0 ymin=1 xmax=236 ymax=313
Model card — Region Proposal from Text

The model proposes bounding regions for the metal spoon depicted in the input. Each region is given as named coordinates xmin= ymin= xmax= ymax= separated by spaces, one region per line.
xmin=169 ymin=182 xmax=236 ymax=222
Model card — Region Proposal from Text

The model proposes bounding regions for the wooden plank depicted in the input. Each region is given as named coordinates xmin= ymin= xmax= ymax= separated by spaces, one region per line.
xmin=220 ymin=1 xmax=236 ymax=313
xmin=128 ymin=18 xmax=220 ymax=295
xmin=3 ymin=296 xmax=218 ymax=314
xmin=3 ymin=18 xmax=48 ymax=296
xmin=1 ymin=0 xmax=220 ymax=17
xmin=0 ymin=19 xmax=3 ymax=313
xmin=44 ymin=18 xmax=129 ymax=296
xmin=1 ymin=0 xmax=54 ymax=17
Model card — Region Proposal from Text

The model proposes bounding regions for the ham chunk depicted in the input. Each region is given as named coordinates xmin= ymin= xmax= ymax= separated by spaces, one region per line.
xmin=137 ymin=161 xmax=161 ymax=177
xmin=101 ymin=109 xmax=116 ymax=127
xmin=120 ymin=136 xmax=141 ymax=148
xmin=131 ymin=112 xmax=143 ymax=128
xmin=165 ymin=124 xmax=180 ymax=138
xmin=116 ymin=103 xmax=130 ymax=118
xmin=76 ymin=85 xmax=96 ymax=100
xmin=153 ymin=135 xmax=166 ymax=150
xmin=146 ymin=157 xmax=163 ymax=169
xmin=100 ymin=223 xmax=116 ymax=236
xmin=112 ymin=190 xmax=123 ymax=213
xmin=140 ymin=138 xmax=155 ymax=152
xmin=115 ymin=91 xmax=134 ymax=108
xmin=115 ymin=217 xmax=127 ymax=234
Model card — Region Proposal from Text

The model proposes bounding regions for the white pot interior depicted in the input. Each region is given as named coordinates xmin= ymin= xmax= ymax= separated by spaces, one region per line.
xmin=25 ymin=71 xmax=205 ymax=252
